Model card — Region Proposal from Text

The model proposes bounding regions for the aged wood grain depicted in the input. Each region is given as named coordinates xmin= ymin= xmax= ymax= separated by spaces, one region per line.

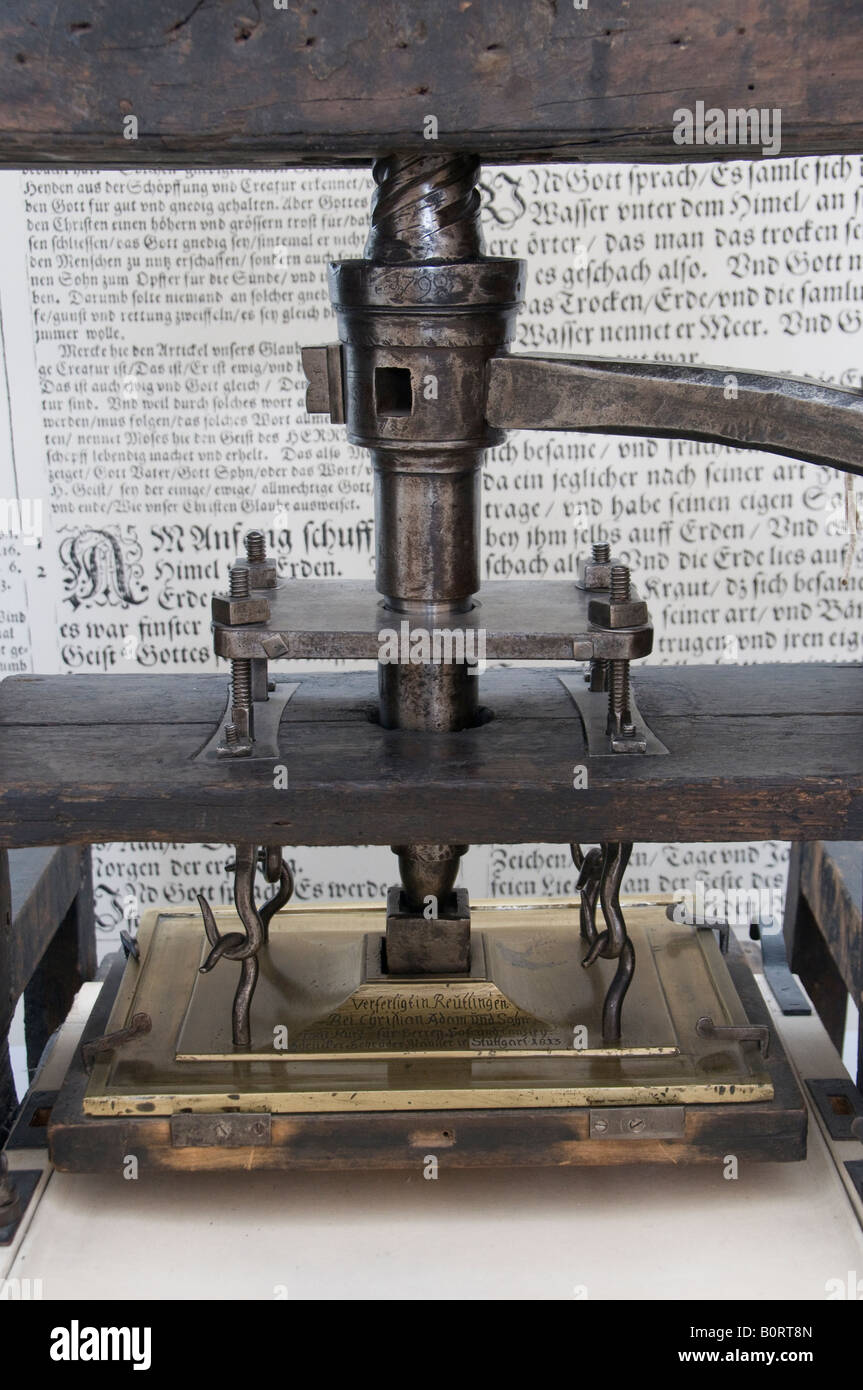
xmin=0 ymin=666 xmax=860 ymax=846
xmin=1 ymin=1 xmax=861 ymax=167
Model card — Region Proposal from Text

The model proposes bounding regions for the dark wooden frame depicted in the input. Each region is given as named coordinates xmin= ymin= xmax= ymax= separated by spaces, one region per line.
xmin=0 ymin=846 xmax=96 ymax=1142
xmin=1 ymin=0 xmax=861 ymax=1168
xmin=0 ymin=666 xmax=860 ymax=849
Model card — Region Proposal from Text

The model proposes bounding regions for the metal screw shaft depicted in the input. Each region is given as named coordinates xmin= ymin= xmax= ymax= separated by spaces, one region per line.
xmin=230 ymin=564 xmax=251 ymax=599
xmin=607 ymin=565 xmax=633 ymax=737
xmin=587 ymin=543 xmax=612 ymax=691
xmin=609 ymin=563 xmax=630 ymax=602
xmin=225 ymin=561 xmax=253 ymax=749
xmin=245 ymin=530 xmax=266 ymax=562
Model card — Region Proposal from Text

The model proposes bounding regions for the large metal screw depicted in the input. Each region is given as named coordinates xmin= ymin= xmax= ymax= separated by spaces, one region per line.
xmin=243 ymin=530 xmax=275 ymax=700
xmin=607 ymin=565 xmax=635 ymax=739
xmin=587 ymin=543 xmax=611 ymax=690
xmin=221 ymin=562 xmax=254 ymax=753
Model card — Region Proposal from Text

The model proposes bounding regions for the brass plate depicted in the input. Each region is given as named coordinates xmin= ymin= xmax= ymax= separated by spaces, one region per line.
xmin=84 ymin=899 xmax=773 ymax=1115
xmin=176 ymin=917 xmax=680 ymax=1060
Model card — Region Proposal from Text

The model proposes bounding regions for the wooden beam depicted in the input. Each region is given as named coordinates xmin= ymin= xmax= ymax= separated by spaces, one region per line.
xmin=0 ymin=666 xmax=860 ymax=847
xmin=1 ymin=1 xmax=861 ymax=168
xmin=1 ymin=846 xmax=86 ymax=1027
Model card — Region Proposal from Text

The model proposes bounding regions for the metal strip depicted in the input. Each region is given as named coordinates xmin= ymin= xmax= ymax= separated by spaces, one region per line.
xmin=558 ymin=674 xmax=669 ymax=757
xmin=760 ymin=927 xmax=812 ymax=1015
xmin=590 ymin=1106 xmax=685 ymax=1138
xmin=194 ymin=681 xmax=299 ymax=762
xmin=170 ymin=1113 xmax=272 ymax=1148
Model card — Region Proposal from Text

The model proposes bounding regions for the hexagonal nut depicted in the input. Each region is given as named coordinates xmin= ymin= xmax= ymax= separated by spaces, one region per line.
xmin=212 ymin=594 xmax=271 ymax=626
xmin=246 ymin=559 xmax=277 ymax=589
xmin=588 ymin=596 xmax=649 ymax=629
xmin=576 ymin=555 xmax=622 ymax=591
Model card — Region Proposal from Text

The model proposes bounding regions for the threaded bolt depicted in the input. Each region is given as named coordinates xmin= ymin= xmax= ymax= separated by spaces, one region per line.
xmin=608 ymin=660 xmax=631 ymax=731
xmin=226 ymin=561 xmax=253 ymax=749
xmin=231 ymin=660 xmax=252 ymax=708
xmin=607 ymin=565 xmax=633 ymax=737
xmin=592 ymin=541 xmax=610 ymax=563
xmin=609 ymin=564 xmax=631 ymax=601
xmin=230 ymin=563 xmax=251 ymax=599
xmin=245 ymin=530 xmax=266 ymax=563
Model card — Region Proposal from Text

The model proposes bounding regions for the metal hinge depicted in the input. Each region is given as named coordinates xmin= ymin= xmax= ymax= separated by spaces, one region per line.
xmin=589 ymin=1106 xmax=685 ymax=1138
xmin=170 ymin=1113 xmax=272 ymax=1148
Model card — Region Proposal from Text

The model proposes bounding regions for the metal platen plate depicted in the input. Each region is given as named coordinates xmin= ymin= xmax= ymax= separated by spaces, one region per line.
xmin=212 ymin=579 xmax=652 ymax=662
xmin=84 ymin=899 xmax=772 ymax=1116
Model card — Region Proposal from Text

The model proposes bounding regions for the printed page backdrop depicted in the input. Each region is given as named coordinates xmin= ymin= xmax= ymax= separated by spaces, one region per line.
xmin=0 ymin=158 xmax=861 ymax=965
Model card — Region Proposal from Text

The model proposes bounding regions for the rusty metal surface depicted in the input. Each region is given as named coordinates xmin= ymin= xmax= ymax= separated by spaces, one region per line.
xmin=385 ymin=885 xmax=471 ymax=975
xmin=487 ymin=355 xmax=863 ymax=477
xmin=319 ymin=154 xmax=524 ymax=916
xmin=557 ymin=676 xmax=669 ymax=759
xmin=696 ymin=1015 xmax=770 ymax=1060
xmin=214 ymin=579 xmax=654 ymax=663
xmin=170 ymin=1112 xmax=271 ymax=1149
xmin=81 ymin=1012 xmax=151 ymax=1071
xmin=197 ymin=843 xmax=298 ymax=1048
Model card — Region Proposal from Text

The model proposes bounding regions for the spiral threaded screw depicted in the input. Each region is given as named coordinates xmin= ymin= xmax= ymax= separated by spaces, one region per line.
xmin=245 ymin=530 xmax=266 ymax=563
xmin=222 ymin=561 xmax=253 ymax=752
xmin=607 ymin=565 xmax=634 ymax=739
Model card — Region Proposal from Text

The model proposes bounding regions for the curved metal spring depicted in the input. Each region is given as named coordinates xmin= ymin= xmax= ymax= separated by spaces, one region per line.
xmin=196 ymin=844 xmax=294 ymax=1048
xmin=571 ymin=841 xmax=635 ymax=1044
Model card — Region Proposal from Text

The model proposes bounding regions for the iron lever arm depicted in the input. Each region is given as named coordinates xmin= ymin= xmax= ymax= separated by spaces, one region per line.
xmin=486 ymin=354 xmax=863 ymax=477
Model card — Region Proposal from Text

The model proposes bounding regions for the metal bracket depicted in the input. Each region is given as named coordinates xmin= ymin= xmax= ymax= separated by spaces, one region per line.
xmin=758 ymin=923 xmax=811 ymax=1015
xmin=195 ymin=680 xmax=299 ymax=762
xmin=806 ymin=1078 xmax=863 ymax=1141
xmin=589 ymin=1106 xmax=685 ymax=1138
xmin=696 ymin=1015 xmax=770 ymax=1060
xmin=558 ymin=674 xmax=668 ymax=757
xmin=170 ymin=1113 xmax=272 ymax=1148
xmin=81 ymin=1012 xmax=151 ymax=1071
xmin=302 ymin=344 xmax=346 ymax=422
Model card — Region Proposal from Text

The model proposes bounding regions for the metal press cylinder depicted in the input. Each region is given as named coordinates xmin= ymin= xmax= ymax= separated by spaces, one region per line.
xmin=328 ymin=153 xmax=524 ymax=907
